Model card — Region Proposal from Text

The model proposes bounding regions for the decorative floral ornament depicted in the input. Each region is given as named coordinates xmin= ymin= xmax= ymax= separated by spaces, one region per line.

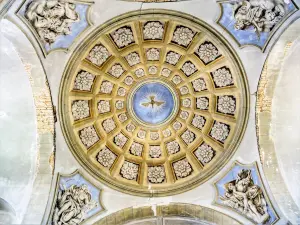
xmin=181 ymin=61 xmax=197 ymax=77
xmin=172 ymin=26 xmax=195 ymax=47
xmin=72 ymin=100 xmax=89 ymax=120
xmin=98 ymin=100 xmax=111 ymax=114
xmin=146 ymin=48 xmax=160 ymax=61
xmin=218 ymin=95 xmax=236 ymax=114
xmin=166 ymin=51 xmax=181 ymax=65
xmin=143 ymin=21 xmax=164 ymax=40
xmin=173 ymin=158 xmax=192 ymax=179
xmin=212 ymin=67 xmax=234 ymax=88
xmin=117 ymin=87 xmax=126 ymax=96
xmin=79 ymin=126 xmax=99 ymax=148
xmin=161 ymin=68 xmax=171 ymax=77
xmin=120 ymin=161 xmax=139 ymax=180
xmin=124 ymin=76 xmax=134 ymax=86
xmin=115 ymin=100 xmax=124 ymax=110
xmin=166 ymin=141 xmax=180 ymax=155
xmin=87 ymin=45 xmax=111 ymax=66
xmin=111 ymin=27 xmax=135 ymax=48
xmin=125 ymin=52 xmax=140 ymax=66
xmin=74 ymin=71 xmax=95 ymax=91
xmin=173 ymin=121 xmax=182 ymax=131
xmin=194 ymin=143 xmax=214 ymax=164
xmin=162 ymin=129 xmax=171 ymax=138
xmin=210 ymin=122 xmax=230 ymax=143
xmin=180 ymin=111 xmax=189 ymax=120
xmin=181 ymin=130 xmax=196 ymax=145
xmin=182 ymin=98 xmax=191 ymax=108
xmin=192 ymin=78 xmax=207 ymax=92
xmin=109 ymin=64 xmax=125 ymax=78
xmin=150 ymin=132 xmax=159 ymax=140
xmin=196 ymin=97 xmax=209 ymax=110
xmin=137 ymin=130 xmax=146 ymax=139
xmin=149 ymin=146 xmax=162 ymax=158
xmin=118 ymin=113 xmax=128 ymax=123
xmin=197 ymin=42 xmax=220 ymax=64
xmin=126 ymin=123 xmax=136 ymax=133
xmin=180 ymin=86 xmax=189 ymax=95
xmin=192 ymin=115 xmax=206 ymax=130
xmin=148 ymin=66 xmax=158 ymax=75
xmin=114 ymin=133 xmax=128 ymax=148
xmin=130 ymin=142 xmax=143 ymax=156
xmin=97 ymin=147 xmax=116 ymax=168
xmin=135 ymin=68 xmax=145 ymax=77
xmin=172 ymin=75 xmax=182 ymax=85
xmin=102 ymin=118 xmax=116 ymax=133
xmin=100 ymin=81 xmax=113 ymax=94
xmin=148 ymin=166 xmax=165 ymax=183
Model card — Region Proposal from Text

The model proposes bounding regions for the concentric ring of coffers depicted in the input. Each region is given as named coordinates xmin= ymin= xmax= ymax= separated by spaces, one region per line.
xmin=59 ymin=10 xmax=249 ymax=196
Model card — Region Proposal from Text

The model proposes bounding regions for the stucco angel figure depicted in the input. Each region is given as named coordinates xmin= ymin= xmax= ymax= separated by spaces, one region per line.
xmin=52 ymin=184 xmax=97 ymax=225
xmin=233 ymin=0 xmax=286 ymax=34
xmin=220 ymin=169 xmax=270 ymax=224
xmin=25 ymin=0 xmax=80 ymax=44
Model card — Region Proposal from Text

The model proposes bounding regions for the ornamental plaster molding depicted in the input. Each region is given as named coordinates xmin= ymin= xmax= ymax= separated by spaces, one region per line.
xmin=47 ymin=170 xmax=106 ymax=225
xmin=213 ymin=161 xmax=279 ymax=225
xmin=15 ymin=0 xmax=94 ymax=57
xmin=216 ymin=0 xmax=298 ymax=51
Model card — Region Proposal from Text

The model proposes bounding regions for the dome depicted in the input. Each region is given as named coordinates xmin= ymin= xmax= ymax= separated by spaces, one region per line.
xmin=59 ymin=10 xmax=249 ymax=196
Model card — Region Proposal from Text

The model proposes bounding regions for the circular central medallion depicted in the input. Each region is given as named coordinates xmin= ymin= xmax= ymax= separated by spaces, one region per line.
xmin=128 ymin=79 xmax=179 ymax=127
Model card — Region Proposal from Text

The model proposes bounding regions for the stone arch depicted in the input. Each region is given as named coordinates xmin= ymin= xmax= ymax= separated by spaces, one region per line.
xmin=94 ymin=203 xmax=242 ymax=225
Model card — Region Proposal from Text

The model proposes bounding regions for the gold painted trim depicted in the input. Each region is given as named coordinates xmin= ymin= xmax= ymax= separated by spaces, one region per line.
xmin=46 ymin=169 xmax=106 ymax=225
xmin=212 ymin=161 xmax=280 ymax=225
xmin=14 ymin=0 xmax=94 ymax=58
xmin=59 ymin=9 xmax=250 ymax=197
xmin=215 ymin=0 xmax=299 ymax=53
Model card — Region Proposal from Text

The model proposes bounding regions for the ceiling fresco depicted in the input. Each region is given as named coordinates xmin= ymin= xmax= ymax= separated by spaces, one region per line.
xmin=59 ymin=10 xmax=249 ymax=197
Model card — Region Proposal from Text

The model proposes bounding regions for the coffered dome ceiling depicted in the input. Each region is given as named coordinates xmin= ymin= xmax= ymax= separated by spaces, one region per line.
xmin=59 ymin=10 xmax=249 ymax=196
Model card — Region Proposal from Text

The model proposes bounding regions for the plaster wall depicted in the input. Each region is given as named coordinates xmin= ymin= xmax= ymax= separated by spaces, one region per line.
xmin=271 ymin=38 xmax=300 ymax=210
xmin=0 ymin=32 xmax=37 ymax=222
